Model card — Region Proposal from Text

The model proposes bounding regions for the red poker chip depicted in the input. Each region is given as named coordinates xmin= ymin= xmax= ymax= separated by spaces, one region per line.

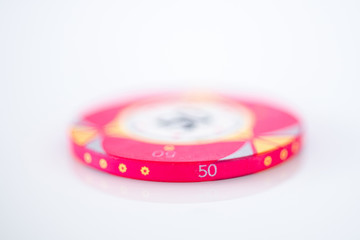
xmin=70 ymin=92 xmax=302 ymax=182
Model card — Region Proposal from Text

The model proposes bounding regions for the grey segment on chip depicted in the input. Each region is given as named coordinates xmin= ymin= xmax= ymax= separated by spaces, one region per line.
xmin=220 ymin=141 xmax=254 ymax=161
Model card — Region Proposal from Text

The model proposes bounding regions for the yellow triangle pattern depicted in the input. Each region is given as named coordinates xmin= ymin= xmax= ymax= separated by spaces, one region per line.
xmin=253 ymin=138 xmax=278 ymax=154
xmin=260 ymin=136 xmax=295 ymax=146
xmin=104 ymin=120 xmax=127 ymax=137
xmin=71 ymin=126 xmax=97 ymax=146
xmin=223 ymin=128 xmax=253 ymax=141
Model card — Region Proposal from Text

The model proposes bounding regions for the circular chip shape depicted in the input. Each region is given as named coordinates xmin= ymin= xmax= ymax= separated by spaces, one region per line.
xmin=70 ymin=92 xmax=302 ymax=182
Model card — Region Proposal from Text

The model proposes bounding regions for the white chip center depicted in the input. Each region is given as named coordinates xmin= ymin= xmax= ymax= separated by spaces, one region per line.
xmin=120 ymin=101 xmax=248 ymax=144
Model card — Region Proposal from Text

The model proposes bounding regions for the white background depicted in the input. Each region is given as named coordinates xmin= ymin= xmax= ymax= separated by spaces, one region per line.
xmin=1 ymin=0 xmax=360 ymax=239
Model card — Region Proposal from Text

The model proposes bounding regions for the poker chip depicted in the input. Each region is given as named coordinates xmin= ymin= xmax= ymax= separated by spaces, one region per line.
xmin=70 ymin=92 xmax=302 ymax=182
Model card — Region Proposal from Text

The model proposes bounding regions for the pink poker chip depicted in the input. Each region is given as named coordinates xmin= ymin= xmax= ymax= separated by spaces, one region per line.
xmin=70 ymin=92 xmax=302 ymax=182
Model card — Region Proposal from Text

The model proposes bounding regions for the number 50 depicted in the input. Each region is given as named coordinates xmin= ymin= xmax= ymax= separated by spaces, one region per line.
xmin=198 ymin=164 xmax=217 ymax=178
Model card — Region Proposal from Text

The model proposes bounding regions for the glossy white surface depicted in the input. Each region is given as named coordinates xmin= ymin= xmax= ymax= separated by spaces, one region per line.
xmin=1 ymin=1 xmax=359 ymax=239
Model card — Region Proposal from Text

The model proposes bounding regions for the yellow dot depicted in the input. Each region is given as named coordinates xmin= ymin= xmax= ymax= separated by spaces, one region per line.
xmin=140 ymin=166 xmax=150 ymax=176
xmin=118 ymin=163 xmax=127 ymax=173
xmin=99 ymin=159 xmax=107 ymax=169
xmin=84 ymin=153 xmax=92 ymax=163
xmin=280 ymin=149 xmax=288 ymax=161
xmin=292 ymin=142 xmax=300 ymax=154
xmin=164 ymin=145 xmax=174 ymax=151
xmin=264 ymin=156 xmax=272 ymax=166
